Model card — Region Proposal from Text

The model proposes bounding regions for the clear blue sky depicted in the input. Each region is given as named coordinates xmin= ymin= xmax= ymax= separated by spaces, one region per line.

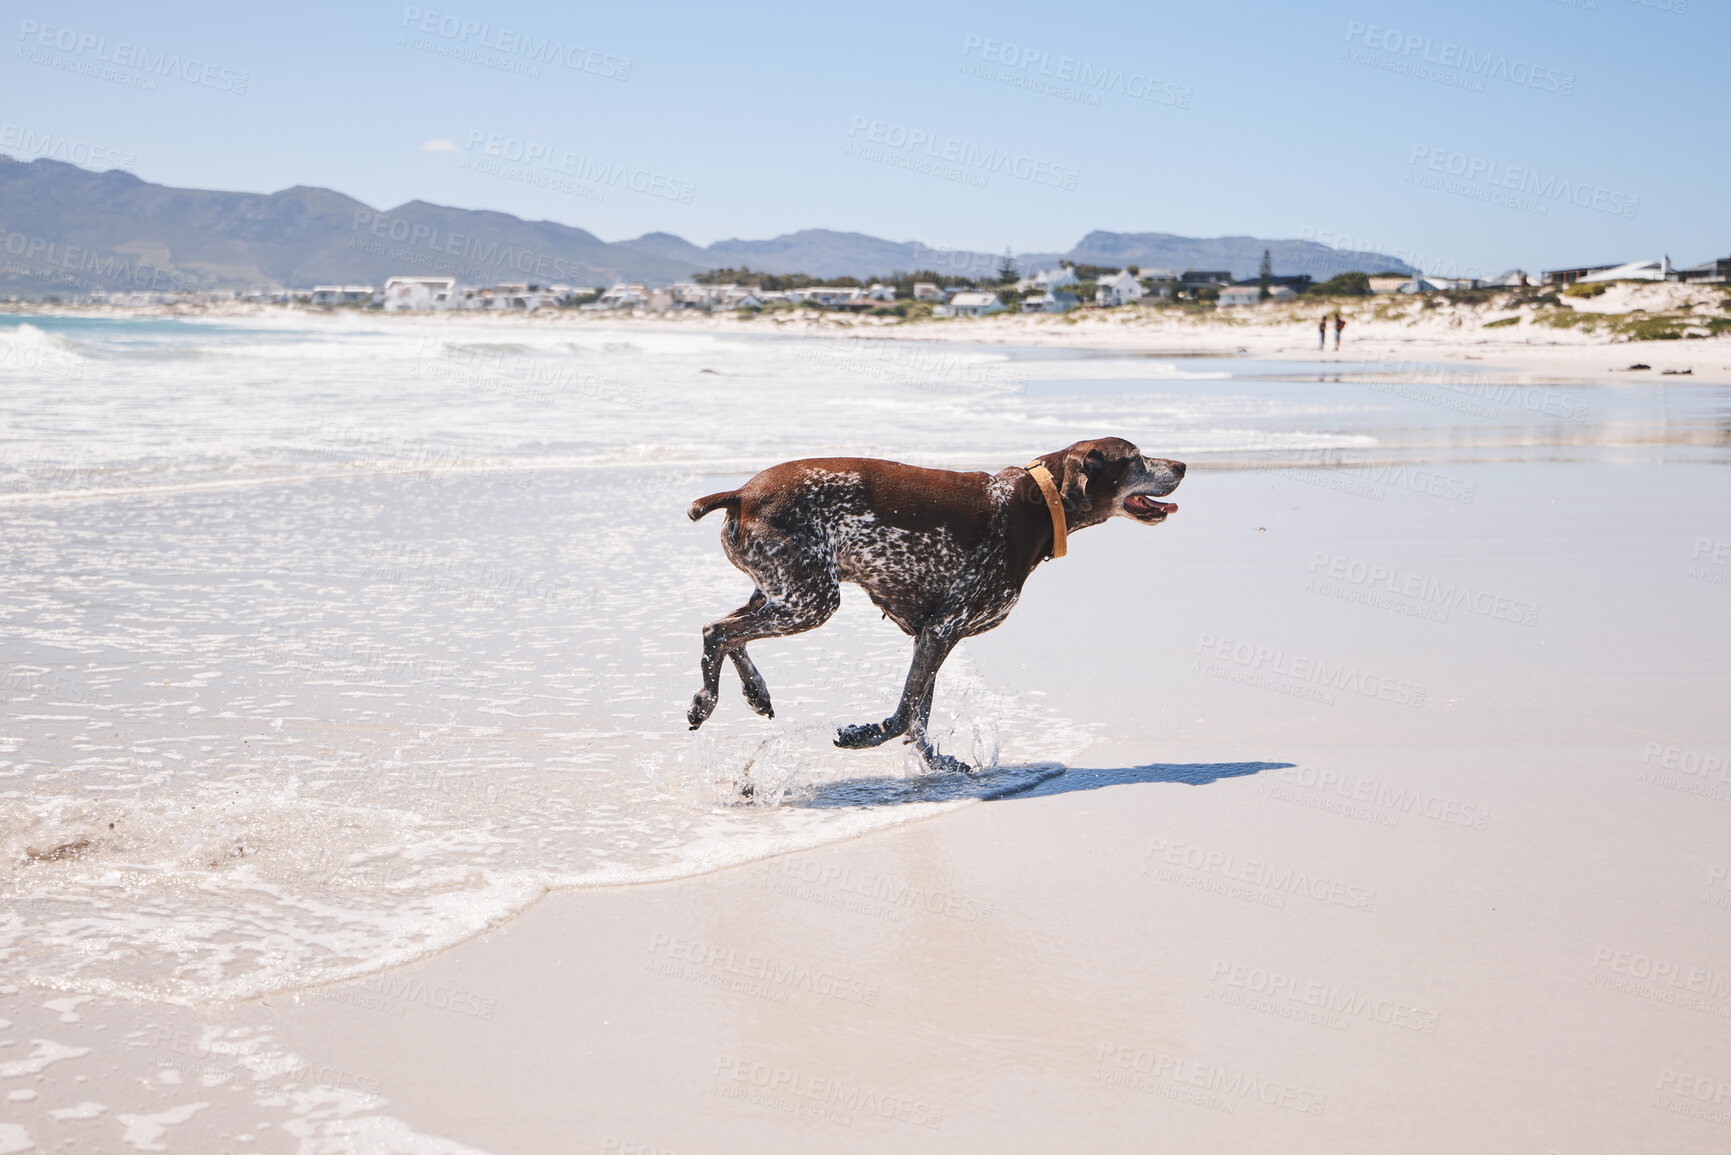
xmin=2 ymin=0 xmax=1723 ymax=273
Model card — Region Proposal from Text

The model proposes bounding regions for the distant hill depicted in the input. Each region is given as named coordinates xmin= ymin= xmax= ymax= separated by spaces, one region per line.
xmin=0 ymin=158 xmax=1416 ymax=295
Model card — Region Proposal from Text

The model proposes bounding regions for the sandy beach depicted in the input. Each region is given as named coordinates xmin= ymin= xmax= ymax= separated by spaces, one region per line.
xmin=3 ymin=311 xmax=1729 ymax=1152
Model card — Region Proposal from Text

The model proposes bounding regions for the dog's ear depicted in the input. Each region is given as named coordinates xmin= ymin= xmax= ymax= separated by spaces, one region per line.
xmin=1056 ymin=444 xmax=1097 ymax=512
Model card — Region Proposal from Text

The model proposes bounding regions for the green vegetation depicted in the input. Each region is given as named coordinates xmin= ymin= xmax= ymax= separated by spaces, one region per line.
xmin=1563 ymin=282 xmax=1608 ymax=299
xmin=1310 ymin=271 xmax=1371 ymax=296
xmin=694 ymin=267 xmax=867 ymax=290
xmin=1484 ymin=315 xmax=1520 ymax=328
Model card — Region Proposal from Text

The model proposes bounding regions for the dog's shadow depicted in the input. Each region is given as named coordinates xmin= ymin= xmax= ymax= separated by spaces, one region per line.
xmin=790 ymin=760 xmax=1290 ymax=809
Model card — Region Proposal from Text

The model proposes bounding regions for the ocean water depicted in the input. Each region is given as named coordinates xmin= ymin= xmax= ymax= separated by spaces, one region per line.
xmin=2 ymin=312 xmax=1726 ymax=1005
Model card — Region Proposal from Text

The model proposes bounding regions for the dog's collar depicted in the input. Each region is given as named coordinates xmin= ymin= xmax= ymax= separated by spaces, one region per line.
xmin=1024 ymin=462 xmax=1067 ymax=559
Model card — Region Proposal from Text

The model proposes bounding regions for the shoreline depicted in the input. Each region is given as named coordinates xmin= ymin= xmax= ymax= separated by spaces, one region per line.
xmin=7 ymin=279 xmax=1731 ymax=383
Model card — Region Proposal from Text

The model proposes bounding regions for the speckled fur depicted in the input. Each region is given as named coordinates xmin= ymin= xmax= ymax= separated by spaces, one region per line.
xmin=687 ymin=437 xmax=1185 ymax=771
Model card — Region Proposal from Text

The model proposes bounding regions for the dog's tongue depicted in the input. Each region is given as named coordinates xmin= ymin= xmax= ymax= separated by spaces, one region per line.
xmin=1128 ymin=495 xmax=1178 ymax=515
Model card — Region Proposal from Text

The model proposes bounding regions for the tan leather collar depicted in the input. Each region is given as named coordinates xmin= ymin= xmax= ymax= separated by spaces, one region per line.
xmin=1025 ymin=462 xmax=1067 ymax=559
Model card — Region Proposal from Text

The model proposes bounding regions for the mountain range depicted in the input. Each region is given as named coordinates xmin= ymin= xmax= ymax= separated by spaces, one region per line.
xmin=0 ymin=158 xmax=1416 ymax=295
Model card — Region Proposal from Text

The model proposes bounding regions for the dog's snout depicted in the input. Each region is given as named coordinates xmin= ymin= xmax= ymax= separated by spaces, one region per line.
xmin=1171 ymin=461 xmax=1187 ymax=479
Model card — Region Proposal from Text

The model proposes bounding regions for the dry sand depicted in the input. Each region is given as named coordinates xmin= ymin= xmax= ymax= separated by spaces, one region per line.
xmin=6 ymin=461 xmax=1730 ymax=1152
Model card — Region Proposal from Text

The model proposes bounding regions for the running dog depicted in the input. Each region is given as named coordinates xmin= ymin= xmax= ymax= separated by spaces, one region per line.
xmin=686 ymin=437 xmax=1185 ymax=771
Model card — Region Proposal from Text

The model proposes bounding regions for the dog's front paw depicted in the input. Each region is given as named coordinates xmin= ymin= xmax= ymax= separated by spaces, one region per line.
xmin=835 ymin=721 xmax=889 ymax=748
xmin=921 ymin=751 xmax=973 ymax=775
xmin=688 ymin=690 xmax=717 ymax=730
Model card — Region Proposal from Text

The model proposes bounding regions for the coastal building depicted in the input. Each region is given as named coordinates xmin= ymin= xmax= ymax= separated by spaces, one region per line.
xmin=946 ymin=291 xmax=1005 ymax=317
xmin=582 ymin=283 xmax=649 ymax=310
xmin=912 ymin=283 xmax=945 ymax=301
xmin=1217 ymin=285 xmax=1262 ymax=307
xmin=310 ymin=285 xmax=376 ymax=306
xmin=1368 ymin=276 xmax=1412 ymax=294
xmin=1021 ymin=291 xmax=1079 ymax=314
xmin=866 ymin=283 xmax=897 ymax=301
xmin=1677 ymin=257 xmax=1731 ymax=283
xmin=382 ymin=276 xmax=458 ymax=311
xmin=468 ymin=283 xmax=559 ymax=311
xmin=1540 ymin=263 xmax=1622 ymax=286
xmin=1096 ymin=270 xmax=1143 ymax=307
xmin=1014 ymin=268 xmax=1078 ymax=294
xmin=799 ymin=287 xmax=867 ymax=307
xmin=1579 ymin=258 xmax=1671 ymax=284
xmin=1489 ymin=270 xmax=1530 ymax=287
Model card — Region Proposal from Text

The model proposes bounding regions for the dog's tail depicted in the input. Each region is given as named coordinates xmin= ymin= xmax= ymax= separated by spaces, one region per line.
xmin=688 ymin=490 xmax=742 ymax=522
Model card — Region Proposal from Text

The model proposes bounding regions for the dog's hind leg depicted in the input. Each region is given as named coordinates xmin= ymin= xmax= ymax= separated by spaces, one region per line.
xmin=689 ymin=579 xmax=839 ymax=730
xmin=835 ymin=627 xmax=959 ymax=753
xmin=729 ymin=647 xmax=774 ymax=718
xmin=712 ymin=589 xmax=776 ymax=719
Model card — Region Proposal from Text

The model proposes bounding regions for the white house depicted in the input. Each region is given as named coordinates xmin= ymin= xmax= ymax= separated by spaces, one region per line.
xmin=1488 ymin=269 xmax=1530 ymax=287
xmin=470 ymin=282 xmax=558 ymax=311
xmin=1367 ymin=276 xmax=1412 ymax=294
xmin=800 ymin=287 xmax=867 ymax=307
xmin=1096 ymin=269 xmax=1143 ymax=307
xmin=1217 ymin=285 xmax=1262 ymax=307
xmin=583 ymin=283 xmax=649 ymax=310
xmin=382 ymin=276 xmax=458 ymax=311
xmin=1022 ymin=291 xmax=1079 ymax=314
xmin=1016 ymin=267 xmax=1079 ymax=294
xmin=866 ymin=283 xmax=897 ymax=301
xmin=947 ymin=291 xmax=1005 ymax=317
xmin=912 ymin=282 xmax=945 ymax=301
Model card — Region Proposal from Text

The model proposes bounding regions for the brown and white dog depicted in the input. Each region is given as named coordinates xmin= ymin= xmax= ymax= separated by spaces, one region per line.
xmin=686 ymin=437 xmax=1185 ymax=772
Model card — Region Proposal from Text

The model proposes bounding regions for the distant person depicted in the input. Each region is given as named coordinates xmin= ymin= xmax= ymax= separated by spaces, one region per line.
xmin=1319 ymin=315 xmax=1328 ymax=350
xmin=1332 ymin=312 xmax=1346 ymax=351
